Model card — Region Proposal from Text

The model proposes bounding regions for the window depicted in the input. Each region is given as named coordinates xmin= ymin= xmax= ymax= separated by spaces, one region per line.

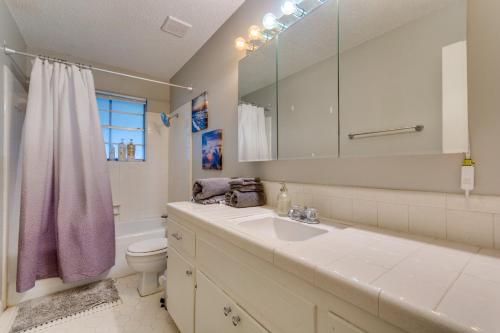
xmin=98 ymin=92 xmax=147 ymax=161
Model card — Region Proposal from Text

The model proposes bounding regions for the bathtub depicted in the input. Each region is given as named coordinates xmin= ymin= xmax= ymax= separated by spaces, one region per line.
xmin=110 ymin=217 xmax=167 ymax=278
xmin=7 ymin=218 xmax=166 ymax=305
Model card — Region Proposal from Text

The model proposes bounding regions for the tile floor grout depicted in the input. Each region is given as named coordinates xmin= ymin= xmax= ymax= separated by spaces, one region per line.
xmin=0 ymin=275 xmax=179 ymax=333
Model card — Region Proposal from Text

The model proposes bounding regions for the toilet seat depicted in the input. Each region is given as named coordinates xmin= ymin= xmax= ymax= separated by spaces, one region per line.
xmin=127 ymin=238 xmax=168 ymax=257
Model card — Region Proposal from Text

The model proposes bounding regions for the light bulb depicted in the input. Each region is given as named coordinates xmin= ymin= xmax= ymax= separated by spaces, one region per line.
xmin=234 ymin=37 xmax=247 ymax=51
xmin=262 ymin=13 xmax=278 ymax=30
xmin=248 ymin=25 xmax=262 ymax=40
xmin=281 ymin=1 xmax=297 ymax=16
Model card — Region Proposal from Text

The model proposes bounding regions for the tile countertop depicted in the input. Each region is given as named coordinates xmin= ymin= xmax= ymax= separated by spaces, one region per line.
xmin=167 ymin=202 xmax=500 ymax=333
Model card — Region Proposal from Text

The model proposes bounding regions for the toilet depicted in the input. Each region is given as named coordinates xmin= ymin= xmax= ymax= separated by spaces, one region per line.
xmin=126 ymin=237 xmax=168 ymax=296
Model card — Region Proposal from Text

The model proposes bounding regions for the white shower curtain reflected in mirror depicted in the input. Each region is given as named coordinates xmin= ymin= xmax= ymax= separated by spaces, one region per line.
xmin=238 ymin=103 xmax=271 ymax=162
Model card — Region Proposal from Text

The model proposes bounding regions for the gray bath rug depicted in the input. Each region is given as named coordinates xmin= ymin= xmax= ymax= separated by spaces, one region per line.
xmin=10 ymin=279 xmax=121 ymax=333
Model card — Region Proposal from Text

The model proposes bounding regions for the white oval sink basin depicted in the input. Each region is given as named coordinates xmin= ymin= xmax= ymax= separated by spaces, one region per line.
xmin=237 ymin=217 xmax=328 ymax=242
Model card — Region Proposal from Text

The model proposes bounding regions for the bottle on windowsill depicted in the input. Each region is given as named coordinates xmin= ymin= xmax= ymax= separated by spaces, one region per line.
xmin=118 ymin=139 xmax=127 ymax=161
xmin=127 ymin=139 xmax=136 ymax=161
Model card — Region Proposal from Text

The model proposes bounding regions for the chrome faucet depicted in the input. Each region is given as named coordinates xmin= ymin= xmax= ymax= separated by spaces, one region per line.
xmin=288 ymin=205 xmax=320 ymax=224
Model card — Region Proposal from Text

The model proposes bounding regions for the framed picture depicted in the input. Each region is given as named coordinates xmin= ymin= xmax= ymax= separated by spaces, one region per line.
xmin=192 ymin=91 xmax=208 ymax=132
xmin=202 ymin=129 xmax=223 ymax=170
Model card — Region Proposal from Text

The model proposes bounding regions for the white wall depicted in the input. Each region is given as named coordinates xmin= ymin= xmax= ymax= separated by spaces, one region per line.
xmin=0 ymin=0 xmax=27 ymax=312
xmin=109 ymin=112 xmax=169 ymax=223
xmin=171 ymin=0 xmax=500 ymax=195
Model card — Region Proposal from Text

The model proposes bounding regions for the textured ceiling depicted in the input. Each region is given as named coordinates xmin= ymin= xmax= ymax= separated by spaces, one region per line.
xmin=5 ymin=0 xmax=245 ymax=81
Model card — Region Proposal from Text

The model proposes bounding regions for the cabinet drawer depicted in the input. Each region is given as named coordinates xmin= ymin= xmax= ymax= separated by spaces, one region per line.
xmin=168 ymin=219 xmax=196 ymax=258
xmin=196 ymin=271 xmax=269 ymax=333
xmin=328 ymin=312 xmax=366 ymax=333
xmin=197 ymin=238 xmax=315 ymax=333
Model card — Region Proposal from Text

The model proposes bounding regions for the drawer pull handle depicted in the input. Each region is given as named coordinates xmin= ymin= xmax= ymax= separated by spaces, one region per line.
xmin=223 ymin=306 xmax=232 ymax=316
xmin=185 ymin=269 xmax=193 ymax=276
xmin=172 ymin=232 xmax=182 ymax=241
xmin=232 ymin=315 xmax=241 ymax=326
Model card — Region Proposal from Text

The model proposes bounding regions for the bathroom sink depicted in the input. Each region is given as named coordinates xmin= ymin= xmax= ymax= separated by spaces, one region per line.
xmin=237 ymin=217 xmax=328 ymax=242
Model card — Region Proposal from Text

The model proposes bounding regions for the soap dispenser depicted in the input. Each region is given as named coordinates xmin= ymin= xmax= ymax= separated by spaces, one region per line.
xmin=276 ymin=182 xmax=292 ymax=216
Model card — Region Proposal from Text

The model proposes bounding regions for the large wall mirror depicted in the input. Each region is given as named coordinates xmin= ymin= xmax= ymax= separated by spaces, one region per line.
xmin=339 ymin=0 xmax=468 ymax=157
xmin=238 ymin=39 xmax=278 ymax=162
xmin=237 ymin=0 xmax=468 ymax=162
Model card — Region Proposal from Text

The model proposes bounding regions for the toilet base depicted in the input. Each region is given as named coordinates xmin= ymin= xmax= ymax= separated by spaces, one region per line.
xmin=137 ymin=271 xmax=163 ymax=296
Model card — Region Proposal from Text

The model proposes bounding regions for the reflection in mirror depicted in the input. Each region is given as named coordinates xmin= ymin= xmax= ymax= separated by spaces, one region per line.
xmin=339 ymin=0 xmax=468 ymax=157
xmin=238 ymin=39 xmax=277 ymax=162
xmin=277 ymin=0 xmax=338 ymax=159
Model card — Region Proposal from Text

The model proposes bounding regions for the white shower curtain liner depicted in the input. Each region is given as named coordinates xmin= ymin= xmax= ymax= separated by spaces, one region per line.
xmin=17 ymin=58 xmax=115 ymax=292
xmin=238 ymin=103 xmax=270 ymax=161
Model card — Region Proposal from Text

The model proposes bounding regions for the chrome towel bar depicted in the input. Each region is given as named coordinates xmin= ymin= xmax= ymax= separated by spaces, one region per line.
xmin=348 ymin=125 xmax=424 ymax=140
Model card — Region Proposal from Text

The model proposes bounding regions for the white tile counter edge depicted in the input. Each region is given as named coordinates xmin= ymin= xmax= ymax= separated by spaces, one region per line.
xmin=167 ymin=202 xmax=498 ymax=333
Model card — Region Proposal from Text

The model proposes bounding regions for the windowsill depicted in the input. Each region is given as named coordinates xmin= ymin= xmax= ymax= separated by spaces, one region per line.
xmin=107 ymin=160 xmax=146 ymax=163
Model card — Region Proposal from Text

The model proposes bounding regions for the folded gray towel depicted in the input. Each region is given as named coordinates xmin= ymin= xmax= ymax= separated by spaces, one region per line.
xmin=193 ymin=178 xmax=231 ymax=201
xmin=229 ymin=177 xmax=261 ymax=186
xmin=230 ymin=184 xmax=264 ymax=192
xmin=194 ymin=194 xmax=226 ymax=205
xmin=225 ymin=190 xmax=266 ymax=208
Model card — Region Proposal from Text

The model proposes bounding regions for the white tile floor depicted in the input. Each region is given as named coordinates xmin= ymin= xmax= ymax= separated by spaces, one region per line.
xmin=0 ymin=275 xmax=180 ymax=333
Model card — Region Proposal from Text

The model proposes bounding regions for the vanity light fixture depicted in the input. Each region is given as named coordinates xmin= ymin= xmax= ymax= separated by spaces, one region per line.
xmin=262 ymin=13 xmax=285 ymax=30
xmin=248 ymin=25 xmax=262 ymax=40
xmin=235 ymin=37 xmax=250 ymax=51
xmin=281 ymin=0 xmax=306 ymax=17
xmin=235 ymin=0 xmax=326 ymax=52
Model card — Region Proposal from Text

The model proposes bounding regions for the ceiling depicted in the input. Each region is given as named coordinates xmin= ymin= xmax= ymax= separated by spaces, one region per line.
xmin=5 ymin=0 xmax=245 ymax=81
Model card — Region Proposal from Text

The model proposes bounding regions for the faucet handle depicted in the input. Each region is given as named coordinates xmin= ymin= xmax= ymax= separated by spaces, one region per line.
xmin=304 ymin=207 xmax=319 ymax=223
xmin=288 ymin=205 xmax=304 ymax=219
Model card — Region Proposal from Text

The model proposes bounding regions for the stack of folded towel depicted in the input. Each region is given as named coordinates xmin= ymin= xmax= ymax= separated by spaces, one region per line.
xmin=225 ymin=178 xmax=266 ymax=208
xmin=192 ymin=178 xmax=231 ymax=205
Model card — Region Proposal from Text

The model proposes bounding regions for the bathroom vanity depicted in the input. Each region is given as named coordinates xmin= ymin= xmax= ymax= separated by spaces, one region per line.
xmin=166 ymin=202 xmax=498 ymax=333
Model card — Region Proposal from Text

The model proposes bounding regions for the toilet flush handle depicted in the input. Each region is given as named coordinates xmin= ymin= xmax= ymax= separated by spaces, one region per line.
xmin=172 ymin=232 xmax=182 ymax=241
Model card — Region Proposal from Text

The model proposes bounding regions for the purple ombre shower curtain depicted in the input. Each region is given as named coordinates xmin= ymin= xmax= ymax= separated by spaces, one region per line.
xmin=17 ymin=58 xmax=115 ymax=292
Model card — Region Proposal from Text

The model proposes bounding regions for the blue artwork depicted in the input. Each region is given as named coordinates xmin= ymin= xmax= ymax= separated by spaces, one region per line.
xmin=192 ymin=91 xmax=208 ymax=133
xmin=202 ymin=129 xmax=223 ymax=170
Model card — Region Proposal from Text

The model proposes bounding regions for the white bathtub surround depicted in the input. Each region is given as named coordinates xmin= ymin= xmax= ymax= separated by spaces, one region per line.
xmin=263 ymin=181 xmax=500 ymax=249
xmin=7 ymin=218 xmax=165 ymax=306
xmin=167 ymin=202 xmax=500 ymax=333
xmin=108 ymin=112 xmax=169 ymax=224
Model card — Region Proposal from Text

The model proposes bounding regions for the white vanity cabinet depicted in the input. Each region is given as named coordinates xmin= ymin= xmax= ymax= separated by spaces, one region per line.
xmin=195 ymin=271 xmax=269 ymax=333
xmin=166 ymin=247 xmax=195 ymax=333
xmin=327 ymin=312 xmax=366 ymax=333
xmin=166 ymin=213 xmax=404 ymax=333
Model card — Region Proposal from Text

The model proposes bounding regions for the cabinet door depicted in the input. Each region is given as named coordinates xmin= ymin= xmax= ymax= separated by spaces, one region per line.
xmin=195 ymin=271 xmax=233 ymax=333
xmin=328 ymin=311 xmax=366 ymax=333
xmin=195 ymin=270 xmax=269 ymax=333
xmin=167 ymin=247 xmax=195 ymax=333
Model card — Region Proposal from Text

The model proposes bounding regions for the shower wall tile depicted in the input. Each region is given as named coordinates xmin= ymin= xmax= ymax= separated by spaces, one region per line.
xmin=108 ymin=113 xmax=169 ymax=224
xmin=262 ymin=181 xmax=500 ymax=249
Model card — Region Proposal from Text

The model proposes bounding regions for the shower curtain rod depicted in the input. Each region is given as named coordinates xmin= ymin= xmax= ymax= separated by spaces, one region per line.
xmin=2 ymin=45 xmax=193 ymax=91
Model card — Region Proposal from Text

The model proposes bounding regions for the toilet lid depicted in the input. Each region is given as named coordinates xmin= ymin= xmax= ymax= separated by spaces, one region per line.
xmin=127 ymin=238 xmax=168 ymax=254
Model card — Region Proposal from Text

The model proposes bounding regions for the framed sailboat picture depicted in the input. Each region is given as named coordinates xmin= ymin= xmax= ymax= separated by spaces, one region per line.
xmin=202 ymin=129 xmax=223 ymax=170
xmin=192 ymin=91 xmax=208 ymax=133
